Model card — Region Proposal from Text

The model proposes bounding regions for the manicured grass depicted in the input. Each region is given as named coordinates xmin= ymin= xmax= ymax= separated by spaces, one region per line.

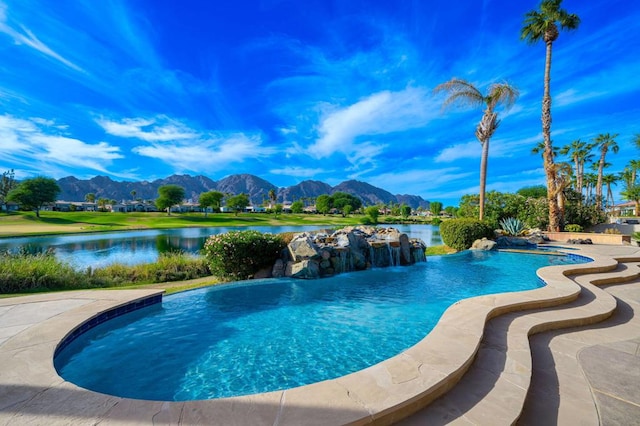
xmin=0 ymin=211 xmax=364 ymax=237
xmin=425 ymin=245 xmax=457 ymax=256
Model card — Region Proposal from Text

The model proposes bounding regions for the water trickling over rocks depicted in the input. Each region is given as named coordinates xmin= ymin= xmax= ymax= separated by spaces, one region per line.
xmin=273 ymin=226 xmax=427 ymax=279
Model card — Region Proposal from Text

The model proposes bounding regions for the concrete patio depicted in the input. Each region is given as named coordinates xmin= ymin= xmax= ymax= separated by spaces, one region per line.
xmin=1 ymin=244 xmax=639 ymax=425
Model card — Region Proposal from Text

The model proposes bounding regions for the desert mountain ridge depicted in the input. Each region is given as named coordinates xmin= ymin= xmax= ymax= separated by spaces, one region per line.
xmin=57 ymin=174 xmax=430 ymax=209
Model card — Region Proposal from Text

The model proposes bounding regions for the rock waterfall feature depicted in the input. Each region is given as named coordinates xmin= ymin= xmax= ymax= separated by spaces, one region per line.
xmin=274 ymin=226 xmax=427 ymax=279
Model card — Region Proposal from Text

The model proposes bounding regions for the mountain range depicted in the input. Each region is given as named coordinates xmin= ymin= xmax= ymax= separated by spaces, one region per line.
xmin=57 ymin=174 xmax=430 ymax=209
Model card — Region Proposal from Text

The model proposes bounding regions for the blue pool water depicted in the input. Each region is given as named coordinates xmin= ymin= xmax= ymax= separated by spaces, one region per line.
xmin=54 ymin=250 xmax=588 ymax=401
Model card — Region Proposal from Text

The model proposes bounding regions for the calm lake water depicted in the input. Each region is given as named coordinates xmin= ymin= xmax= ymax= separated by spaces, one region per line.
xmin=0 ymin=224 xmax=442 ymax=270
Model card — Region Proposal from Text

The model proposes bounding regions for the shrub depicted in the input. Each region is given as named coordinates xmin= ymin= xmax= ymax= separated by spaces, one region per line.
xmin=500 ymin=217 xmax=526 ymax=236
xmin=364 ymin=206 xmax=379 ymax=224
xmin=431 ymin=217 xmax=442 ymax=226
xmin=439 ymin=218 xmax=494 ymax=251
xmin=202 ymin=230 xmax=286 ymax=280
xmin=564 ymin=224 xmax=583 ymax=232
xmin=604 ymin=228 xmax=620 ymax=235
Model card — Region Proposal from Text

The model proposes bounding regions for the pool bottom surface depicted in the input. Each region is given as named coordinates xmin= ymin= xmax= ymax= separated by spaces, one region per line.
xmin=54 ymin=250 xmax=586 ymax=401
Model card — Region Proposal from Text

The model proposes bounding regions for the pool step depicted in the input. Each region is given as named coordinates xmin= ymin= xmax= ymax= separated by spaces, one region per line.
xmin=395 ymin=259 xmax=640 ymax=425
xmin=519 ymin=275 xmax=640 ymax=425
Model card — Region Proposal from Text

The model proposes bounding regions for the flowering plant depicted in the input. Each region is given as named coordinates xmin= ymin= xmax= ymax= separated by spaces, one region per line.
xmin=202 ymin=230 xmax=285 ymax=280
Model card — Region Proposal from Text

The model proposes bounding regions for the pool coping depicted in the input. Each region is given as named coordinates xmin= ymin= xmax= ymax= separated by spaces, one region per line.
xmin=0 ymin=246 xmax=631 ymax=425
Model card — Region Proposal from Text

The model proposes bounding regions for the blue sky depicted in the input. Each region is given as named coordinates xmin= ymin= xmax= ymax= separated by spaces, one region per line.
xmin=1 ymin=0 xmax=638 ymax=207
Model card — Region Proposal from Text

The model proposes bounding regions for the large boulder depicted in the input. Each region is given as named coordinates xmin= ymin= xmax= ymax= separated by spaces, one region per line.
xmin=289 ymin=259 xmax=320 ymax=279
xmin=288 ymin=234 xmax=320 ymax=261
xmin=472 ymin=238 xmax=497 ymax=251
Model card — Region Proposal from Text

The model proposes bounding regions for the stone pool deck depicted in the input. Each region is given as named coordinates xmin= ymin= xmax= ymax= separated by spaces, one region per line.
xmin=1 ymin=244 xmax=639 ymax=425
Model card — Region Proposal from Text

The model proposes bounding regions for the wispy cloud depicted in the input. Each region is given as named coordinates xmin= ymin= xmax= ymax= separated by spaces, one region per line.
xmin=270 ymin=166 xmax=328 ymax=178
xmin=0 ymin=2 xmax=84 ymax=72
xmin=308 ymin=87 xmax=437 ymax=162
xmin=132 ymin=133 xmax=275 ymax=173
xmin=97 ymin=116 xmax=199 ymax=142
xmin=0 ymin=114 xmax=124 ymax=177
xmin=435 ymin=141 xmax=481 ymax=163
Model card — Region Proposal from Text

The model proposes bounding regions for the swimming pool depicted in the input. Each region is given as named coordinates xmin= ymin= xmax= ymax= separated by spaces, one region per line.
xmin=54 ymin=250 xmax=588 ymax=401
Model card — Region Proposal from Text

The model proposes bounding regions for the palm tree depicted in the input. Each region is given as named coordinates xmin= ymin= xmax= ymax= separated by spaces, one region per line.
xmin=531 ymin=140 xmax=559 ymax=158
xmin=592 ymin=133 xmax=619 ymax=210
xmin=620 ymin=167 xmax=635 ymax=189
xmin=131 ymin=190 xmax=137 ymax=201
xmin=602 ymin=173 xmax=618 ymax=211
xmin=628 ymin=160 xmax=640 ymax=186
xmin=521 ymin=0 xmax=580 ymax=231
xmin=583 ymin=173 xmax=598 ymax=204
xmin=268 ymin=189 xmax=277 ymax=210
xmin=554 ymin=162 xmax=573 ymax=220
xmin=559 ymin=139 xmax=593 ymax=197
xmin=434 ymin=78 xmax=519 ymax=220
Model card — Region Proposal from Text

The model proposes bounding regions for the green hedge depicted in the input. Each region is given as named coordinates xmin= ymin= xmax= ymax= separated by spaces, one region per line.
xmin=439 ymin=219 xmax=494 ymax=251
xmin=202 ymin=230 xmax=286 ymax=280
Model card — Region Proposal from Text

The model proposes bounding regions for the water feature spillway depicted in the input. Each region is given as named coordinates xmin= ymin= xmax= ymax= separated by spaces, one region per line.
xmin=282 ymin=226 xmax=427 ymax=279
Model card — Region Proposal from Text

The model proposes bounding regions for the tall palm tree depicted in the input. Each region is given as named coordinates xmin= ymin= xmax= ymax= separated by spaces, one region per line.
xmin=554 ymin=162 xmax=573 ymax=219
xmin=559 ymin=139 xmax=593 ymax=197
xmin=592 ymin=133 xmax=619 ymax=210
xmin=531 ymin=140 xmax=559 ymax=158
xmin=620 ymin=167 xmax=635 ymax=189
xmin=521 ymin=0 xmax=580 ymax=231
xmin=434 ymin=78 xmax=519 ymax=220
xmin=268 ymin=189 xmax=276 ymax=204
xmin=583 ymin=173 xmax=598 ymax=204
xmin=628 ymin=160 xmax=640 ymax=186
xmin=602 ymin=173 xmax=618 ymax=211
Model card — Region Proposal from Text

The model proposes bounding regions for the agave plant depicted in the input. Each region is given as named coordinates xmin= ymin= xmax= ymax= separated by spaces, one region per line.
xmin=500 ymin=217 xmax=526 ymax=236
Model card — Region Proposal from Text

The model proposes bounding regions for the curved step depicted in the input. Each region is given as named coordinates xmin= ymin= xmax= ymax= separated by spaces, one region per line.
xmin=519 ymin=277 xmax=640 ymax=425
xmin=397 ymin=259 xmax=638 ymax=425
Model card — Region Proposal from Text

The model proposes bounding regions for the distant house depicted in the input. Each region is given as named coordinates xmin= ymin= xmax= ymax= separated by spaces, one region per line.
xmin=110 ymin=201 xmax=158 ymax=213
xmin=610 ymin=201 xmax=636 ymax=217
xmin=247 ymin=205 xmax=267 ymax=213
xmin=44 ymin=201 xmax=98 ymax=212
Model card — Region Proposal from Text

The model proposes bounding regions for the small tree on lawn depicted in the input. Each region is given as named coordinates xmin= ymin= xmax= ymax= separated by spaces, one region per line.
xmin=226 ymin=193 xmax=250 ymax=216
xmin=316 ymin=194 xmax=332 ymax=215
xmin=291 ymin=200 xmax=304 ymax=213
xmin=430 ymin=201 xmax=443 ymax=216
xmin=156 ymin=184 xmax=185 ymax=215
xmin=7 ymin=176 xmax=60 ymax=218
xmin=199 ymin=190 xmax=224 ymax=217
xmin=365 ymin=206 xmax=379 ymax=224
xmin=401 ymin=204 xmax=412 ymax=219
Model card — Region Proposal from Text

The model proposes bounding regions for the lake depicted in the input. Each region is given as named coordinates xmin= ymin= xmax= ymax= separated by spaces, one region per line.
xmin=0 ymin=224 xmax=442 ymax=270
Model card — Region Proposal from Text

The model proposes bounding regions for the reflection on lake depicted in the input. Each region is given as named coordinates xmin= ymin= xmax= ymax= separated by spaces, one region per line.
xmin=0 ymin=224 xmax=442 ymax=270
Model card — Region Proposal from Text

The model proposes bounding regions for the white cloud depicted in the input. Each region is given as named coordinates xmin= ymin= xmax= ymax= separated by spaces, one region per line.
xmin=132 ymin=133 xmax=275 ymax=172
xmin=270 ymin=166 xmax=326 ymax=177
xmin=554 ymin=88 xmax=605 ymax=107
xmin=308 ymin=87 xmax=438 ymax=163
xmin=367 ymin=167 xmax=474 ymax=196
xmin=0 ymin=114 xmax=123 ymax=175
xmin=435 ymin=141 xmax=481 ymax=163
xmin=0 ymin=2 xmax=84 ymax=72
xmin=97 ymin=116 xmax=199 ymax=141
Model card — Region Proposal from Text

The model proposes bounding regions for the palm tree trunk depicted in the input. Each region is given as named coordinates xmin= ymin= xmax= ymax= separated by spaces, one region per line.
xmin=543 ymin=40 xmax=561 ymax=231
xmin=478 ymin=139 xmax=489 ymax=221
xmin=596 ymin=152 xmax=606 ymax=210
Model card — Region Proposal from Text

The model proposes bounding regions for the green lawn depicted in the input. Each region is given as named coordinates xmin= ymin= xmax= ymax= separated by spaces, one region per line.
xmin=0 ymin=211 xmax=365 ymax=237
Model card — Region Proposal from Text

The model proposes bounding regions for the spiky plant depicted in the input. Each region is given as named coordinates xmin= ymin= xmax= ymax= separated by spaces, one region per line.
xmin=499 ymin=217 xmax=526 ymax=236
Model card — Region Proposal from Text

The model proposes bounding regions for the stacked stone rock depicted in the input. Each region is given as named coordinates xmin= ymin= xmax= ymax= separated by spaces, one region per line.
xmin=273 ymin=226 xmax=427 ymax=279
